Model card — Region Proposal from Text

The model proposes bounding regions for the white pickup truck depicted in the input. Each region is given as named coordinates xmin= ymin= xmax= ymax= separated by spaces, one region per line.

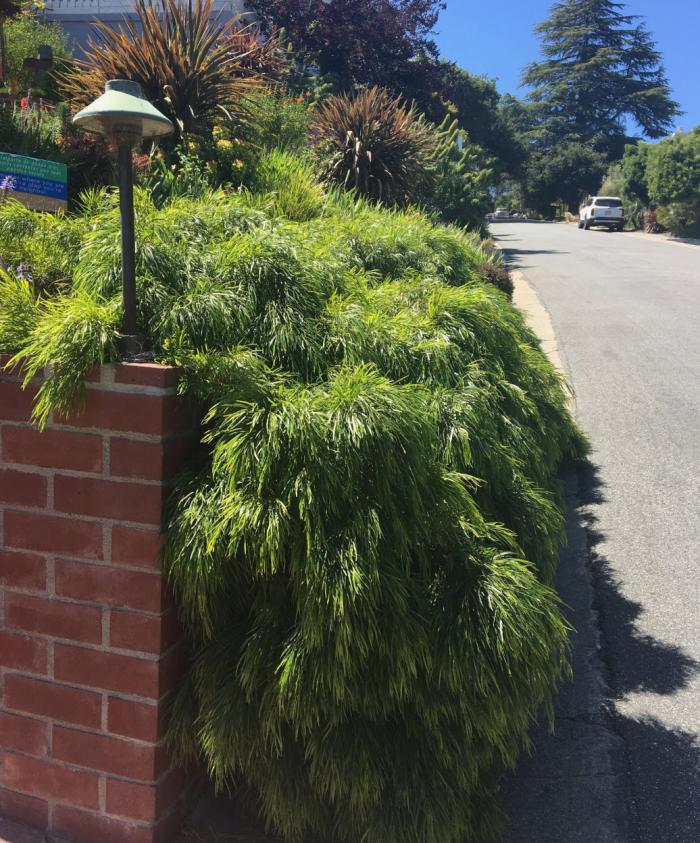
xmin=579 ymin=196 xmax=625 ymax=232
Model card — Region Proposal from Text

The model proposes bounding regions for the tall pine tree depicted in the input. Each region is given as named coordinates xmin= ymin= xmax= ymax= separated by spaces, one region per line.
xmin=524 ymin=0 xmax=680 ymax=154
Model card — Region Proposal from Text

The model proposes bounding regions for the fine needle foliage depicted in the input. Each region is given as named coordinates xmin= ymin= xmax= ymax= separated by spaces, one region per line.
xmin=0 ymin=170 xmax=586 ymax=843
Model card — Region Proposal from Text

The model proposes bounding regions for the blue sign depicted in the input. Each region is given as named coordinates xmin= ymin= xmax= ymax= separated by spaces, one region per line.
xmin=0 ymin=152 xmax=68 ymax=212
xmin=1 ymin=173 xmax=68 ymax=200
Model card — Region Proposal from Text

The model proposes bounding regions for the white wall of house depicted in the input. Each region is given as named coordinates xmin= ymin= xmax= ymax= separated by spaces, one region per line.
xmin=46 ymin=0 xmax=250 ymax=51
xmin=46 ymin=0 xmax=247 ymax=18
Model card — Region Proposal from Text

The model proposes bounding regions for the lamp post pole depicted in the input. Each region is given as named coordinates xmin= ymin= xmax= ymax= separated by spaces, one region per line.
xmin=72 ymin=79 xmax=174 ymax=361
xmin=117 ymin=141 xmax=139 ymax=357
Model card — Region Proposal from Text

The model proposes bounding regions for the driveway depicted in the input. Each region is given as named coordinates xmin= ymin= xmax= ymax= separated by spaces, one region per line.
xmin=492 ymin=222 xmax=700 ymax=843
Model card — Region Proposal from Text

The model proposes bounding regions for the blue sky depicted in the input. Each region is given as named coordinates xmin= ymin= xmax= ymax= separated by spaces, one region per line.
xmin=433 ymin=0 xmax=699 ymax=136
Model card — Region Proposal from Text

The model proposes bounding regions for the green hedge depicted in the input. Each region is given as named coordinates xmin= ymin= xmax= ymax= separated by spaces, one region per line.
xmin=0 ymin=178 xmax=585 ymax=842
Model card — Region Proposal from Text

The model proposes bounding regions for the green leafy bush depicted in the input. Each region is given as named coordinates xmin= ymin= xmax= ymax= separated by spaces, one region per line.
xmin=0 ymin=269 xmax=39 ymax=351
xmin=0 ymin=198 xmax=81 ymax=289
xmin=618 ymin=130 xmax=700 ymax=236
xmin=3 ymin=14 xmax=72 ymax=97
xmin=0 ymin=175 xmax=584 ymax=843
xmin=0 ymin=106 xmax=62 ymax=159
xmin=137 ymin=143 xmax=218 ymax=207
xmin=0 ymin=105 xmax=115 ymax=203
xmin=416 ymin=117 xmax=493 ymax=230
xmin=656 ymin=200 xmax=700 ymax=238
xmin=242 ymin=89 xmax=313 ymax=154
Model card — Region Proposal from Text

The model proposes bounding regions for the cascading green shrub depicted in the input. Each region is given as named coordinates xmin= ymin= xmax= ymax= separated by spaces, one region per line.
xmin=0 ymin=199 xmax=81 ymax=290
xmin=254 ymin=150 xmax=327 ymax=222
xmin=0 ymin=270 xmax=39 ymax=352
xmin=0 ymin=176 xmax=585 ymax=843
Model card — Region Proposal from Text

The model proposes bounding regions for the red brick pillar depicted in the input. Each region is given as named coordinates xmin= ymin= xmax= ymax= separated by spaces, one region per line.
xmin=0 ymin=361 xmax=196 ymax=843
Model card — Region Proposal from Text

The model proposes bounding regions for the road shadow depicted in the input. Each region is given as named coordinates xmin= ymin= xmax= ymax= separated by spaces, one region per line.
xmin=578 ymin=462 xmax=699 ymax=699
xmin=179 ymin=464 xmax=700 ymax=843
xmin=499 ymin=462 xmax=700 ymax=843
xmin=497 ymin=246 xmax=568 ymax=271
xmin=499 ymin=248 xmax=567 ymax=256
xmin=578 ymin=462 xmax=700 ymax=842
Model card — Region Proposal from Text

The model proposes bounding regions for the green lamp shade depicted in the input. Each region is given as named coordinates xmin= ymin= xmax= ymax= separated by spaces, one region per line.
xmin=72 ymin=80 xmax=174 ymax=140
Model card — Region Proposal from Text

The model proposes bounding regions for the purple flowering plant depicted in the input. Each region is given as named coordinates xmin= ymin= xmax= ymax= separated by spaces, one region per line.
xmin=15 ymin=264 xmax=34 ymax=284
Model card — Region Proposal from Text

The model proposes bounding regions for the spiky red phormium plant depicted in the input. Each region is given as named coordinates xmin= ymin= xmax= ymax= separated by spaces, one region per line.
xmin=58 ymin=0 xmax=282 ymax=138
xmin=310 ymin=86 xmax=437 ymax=206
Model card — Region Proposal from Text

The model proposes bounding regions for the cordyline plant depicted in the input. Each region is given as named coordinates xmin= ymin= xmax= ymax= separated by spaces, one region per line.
xmin=0 ymin=165 xmax=586 ymax=842
xmin=311 ymin=86 xmax=437 ymax=205
xmin=58 ymin=0 xmax=281 ymax=137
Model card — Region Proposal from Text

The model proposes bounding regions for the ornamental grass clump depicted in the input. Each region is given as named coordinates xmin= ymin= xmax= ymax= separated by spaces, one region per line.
xmin=0 ymin=175 xmax=585 ymax=842
xmin=311 ymin=86 xmax=437 ymax=206
xmin=58 ymin=0 xmax=276 ymax=138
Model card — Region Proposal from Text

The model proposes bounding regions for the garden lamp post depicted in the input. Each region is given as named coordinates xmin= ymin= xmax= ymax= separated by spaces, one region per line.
xmin=72 ymin=80 xmax=174 ymax=358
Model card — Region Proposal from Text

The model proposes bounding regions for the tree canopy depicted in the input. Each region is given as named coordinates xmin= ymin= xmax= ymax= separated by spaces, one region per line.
xmin=247 ymin=0 xmax=444 ymax=91
xmin=524 ymin=0 xmax=680 ymax=154
xmin=645 ymin=128 xmax=700 ymax=207
xmin=0 ymin=0 xmax=26 ymax=83
xmin=523 ymin=142 xmax=608 ymax=214
xmin=418 ymin=62 xmax=528 ymax=177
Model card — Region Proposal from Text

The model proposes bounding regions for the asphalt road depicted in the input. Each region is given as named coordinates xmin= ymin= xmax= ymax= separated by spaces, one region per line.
xmin=493 ymin=222 xmax=700 ymax=842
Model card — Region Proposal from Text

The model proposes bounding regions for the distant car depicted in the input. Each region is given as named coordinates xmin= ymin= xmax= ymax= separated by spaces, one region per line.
xmin=510 ymin=210 xmax=527 ymax=220
xmin=579 ymin=196 xmax=624 ymax=231
xmin=493 ymin=208 xmax=510 ymax=219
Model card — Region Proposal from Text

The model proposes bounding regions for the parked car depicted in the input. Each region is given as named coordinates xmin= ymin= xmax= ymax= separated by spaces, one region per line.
xmin=493 ymin=208 xmax=510 ymax=219
xmin=579 ymin=196 xmax=625 ymax=231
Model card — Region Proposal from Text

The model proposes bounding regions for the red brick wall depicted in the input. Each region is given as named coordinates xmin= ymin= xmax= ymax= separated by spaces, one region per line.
xmin=0 ymin=360 xmax=197 ymax=843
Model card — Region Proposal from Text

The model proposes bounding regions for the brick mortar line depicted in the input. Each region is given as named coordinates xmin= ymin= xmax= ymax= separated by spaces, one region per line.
xmin=0 ymin=465 xmax=165 ymax=487
xmin=1 ymin=670 xmax=172 ymax=707
xmin=0 ymin=418 xmax=187 ymax=443
xmin=1 ymin=557 xmax=166 ymax=577
xmin=98 ymin=774 xmax=106 ymax=814
xmin=1 ymin=742 xmax=164 ymax=767
xmin=47 ymin=423 xmax=195 ymax=442
xmin=4 ymin=637 xmax=173 ymax=661
xmin=0 ymin=503 xmax=167 ymax=529
xmin=1 ymin=627 xmax=171 ymax=659
xmin=2 ymin=593 xmax=171 ymax=617
xmin=85 ymin=382 xmax=179 ymax=397
xmin=0 ymin=557 xmax=165 ymax=577
xmin=1 ymin=721 xmax=165 ymax=755
xmin=101 ymin=435 xmax=111 ymax=481
xmin=0 ymin=371 xmax=179 ymax=398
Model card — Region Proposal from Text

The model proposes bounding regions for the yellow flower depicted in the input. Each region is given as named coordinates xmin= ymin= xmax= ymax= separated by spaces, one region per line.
xmin=216 ymin=139 xmax=234 ymax=151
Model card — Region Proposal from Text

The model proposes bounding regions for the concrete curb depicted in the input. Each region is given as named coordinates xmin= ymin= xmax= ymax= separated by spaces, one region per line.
xmin=493 ymin=238 xmax=632 ymax=843
xmin=559 ymin=221 xmax=700 ymax=250
xmin=510 ymin=268 xmax=566 ymax=375
xmin=621 ymin=230 xmax=700 ymax=250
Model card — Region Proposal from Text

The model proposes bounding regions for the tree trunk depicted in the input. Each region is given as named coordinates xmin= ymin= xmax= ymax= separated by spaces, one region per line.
xmin=0 ymin=18 xmax=7 ymax=86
